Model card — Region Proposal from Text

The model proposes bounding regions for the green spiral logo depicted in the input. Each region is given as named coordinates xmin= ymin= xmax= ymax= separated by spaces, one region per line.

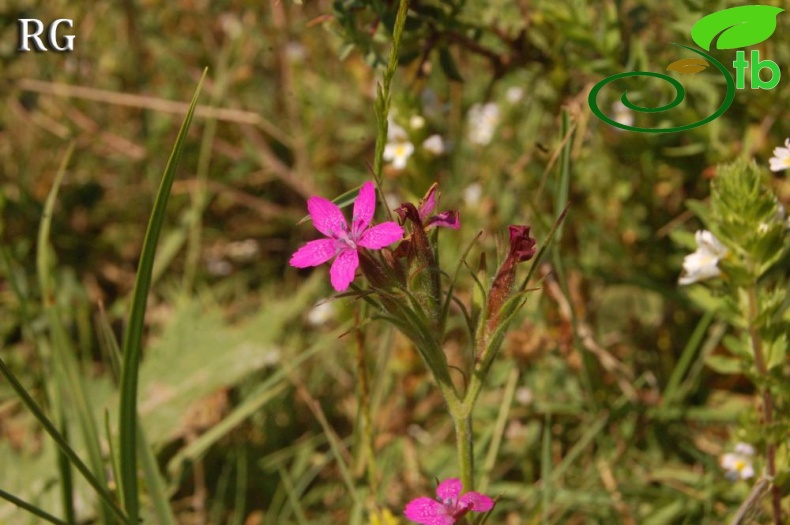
xmin=588 ymin=44 xmax=735 ymax=134
xmin=588 ymin=5 xmax=784 ymax=133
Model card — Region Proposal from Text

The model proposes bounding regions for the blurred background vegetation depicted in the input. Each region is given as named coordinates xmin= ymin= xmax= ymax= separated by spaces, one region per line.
xmin=1 ymin=0 xmax=788 ymax=523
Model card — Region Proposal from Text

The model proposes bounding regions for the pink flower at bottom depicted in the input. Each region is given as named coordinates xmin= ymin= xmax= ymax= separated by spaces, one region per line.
xmin=404 ymin=478 xmax=494 ymax=524
xmin=289 ymin=182 xmax=403 ymax=292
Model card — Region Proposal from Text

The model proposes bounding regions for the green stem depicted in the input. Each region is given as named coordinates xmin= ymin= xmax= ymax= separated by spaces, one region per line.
xmin=746 ymin=285 xmax=782 ymax=525
xmin=453 ymin=410 xmax=474 ymax=491
xmin=354 ymin=313 xmax=378 ymax=496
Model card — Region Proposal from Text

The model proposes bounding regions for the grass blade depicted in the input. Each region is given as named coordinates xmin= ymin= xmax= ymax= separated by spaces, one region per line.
xmin=118 ymin=69 xmax=207 ymax=524
xmin=0 ymin=356 xmax=129 ymax=523
xmin=36 ymin=142 xmax=113 ymax=524
xmin=0 ymin=487 xmax=68 ymax=525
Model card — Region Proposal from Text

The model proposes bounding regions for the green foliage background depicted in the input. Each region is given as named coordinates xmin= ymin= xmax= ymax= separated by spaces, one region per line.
xmin=0 ymin=0 xmax=788 ymax=523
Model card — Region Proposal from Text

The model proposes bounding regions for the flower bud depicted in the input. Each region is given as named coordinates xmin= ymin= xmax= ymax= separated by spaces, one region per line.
xmin=486 ymin=226 xmax=537 ymax=333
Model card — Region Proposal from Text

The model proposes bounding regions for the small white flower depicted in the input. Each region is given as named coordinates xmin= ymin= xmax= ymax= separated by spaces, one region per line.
xmin=422 ymin=134 xmax=445 ymax=155
xmin=284 ymin=42 xmax=306 ymax=63
xmin=506 ymin=86 xmax=524 ymax=104
xmin=463 ymin=182 xmax=483 ymax=207
xmin=387 ymin=118 xmax=408 ymax=142
xmin=226 ymin=239 xmax=259 ymax=261
xmin=467 ymin=102 xmax=500 ymax=145
xmin=515 ymin=387 xmax=534 ymax=406
xmin=383 ymin=141 xmax=414 ymax=170
xmin=307 ymin=300 xmax=335 ymax=326
xmin=383 ymin=117 xmax=414 ymax=169
xmin=720 ymin=443 xmax=755 ymax=481
xmin=409 ymin=115 xmax=425 ymax=130
xmin=769 ymin=138 xmax=790 ymax=172
xmin=206 ymin=258 xmax=232 ymax=276
xmin=612 ymin=100 xmax=634 ymax=128
xmin=678 ymin=230 xmax=728 ymax=285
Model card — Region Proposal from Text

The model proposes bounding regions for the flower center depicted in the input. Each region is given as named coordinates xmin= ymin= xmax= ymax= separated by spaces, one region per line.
xmin=335 ymin=227 xmax=357 ymax=249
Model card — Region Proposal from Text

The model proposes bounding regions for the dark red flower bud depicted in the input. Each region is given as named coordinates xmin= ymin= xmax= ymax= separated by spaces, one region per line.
xmin=486 ymin=225 xmax=537 ymax=334
xmin=508 ymin=225 xmax=537 ymax=262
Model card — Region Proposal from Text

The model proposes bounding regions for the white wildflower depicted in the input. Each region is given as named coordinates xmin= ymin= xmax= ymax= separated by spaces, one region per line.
xmin=515 ymin=387 xmax=534 ymax=406
xmin=612 ymin=100 xmax=634 ymax=128
xmin=409 ymin=115 xmax=426 ymax=130
xmin=387 ymin=118 xmax=408 ymax=142
xmin=284 ymin=42 xmax=306 ymax=63
xmin=383 ymin=118 xmax=414 ymax=170
xmin=307 ymin=300 xmax=335 ymax=326
xmin=226 ymin=239 xmax=259 ymax=262
xmin=678 ymin=230 xmax=728 ymax=285
xmin=383 ymin=141 xmax=414 ymax=170
xmin=467 ymin=102 xmax=500 ymax=145
xmin=422 ymin=134 xmax=445 ymax=155
xmin=769 ymin=138 xmax=790 ymax=172
xmin=506 ymin=86 xmax=524 ymax=104
xmin=720 ymin=443 xmax=755 ymax=481
xmin=463 ymin=182 xmax=483 ymax=207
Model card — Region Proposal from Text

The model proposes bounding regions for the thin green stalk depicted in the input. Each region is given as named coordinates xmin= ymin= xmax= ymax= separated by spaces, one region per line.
xmin=56 ymin=415 xmax=76 ymax=525
xmin=354 ymin=313 xmax=378 ymax=496
xmin=183 ymin=44 xmax=232 ymax=290
xmin=0 ymin=488 xmax=68 ymax=525
xmin=480 ymin=368 xmax=519 ymax=492
xmin=117 ymin=71 xmax=206 ymax=524
xmin=746 ymin=284 xmax=782 ymax=525
xmin=0 ymin=356 xmax=129 ymax=523
xmin=372 ymin=0 xmax=410 ymax=190
xmin=453 ymin=411 xmax=474 ymax=491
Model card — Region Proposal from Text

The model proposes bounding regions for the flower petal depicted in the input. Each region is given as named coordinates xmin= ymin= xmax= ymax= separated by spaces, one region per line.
xmin=418 ymin=184 xmax=438 ymax=221
xmin=358 ymin=222 xmax=404 ymax=249
xmin=459 ymin=492 xmax=495 ymax=512
xmin=403 ymin=497 xmax=452 ymax=525
xmin=289 ymin=239 xmax=339 ymax=268
xmin=435 ymin=478 xmax=462 ymax=501
xmin=308 ymin=196 xmax=347 ymax=238
xmin=426 ymin=210 xmax=460 ymax=230
xmin=329 ymin=249 xmax=359 ymax=291
xmin=352 ymin=181 xmax=376 ymax=234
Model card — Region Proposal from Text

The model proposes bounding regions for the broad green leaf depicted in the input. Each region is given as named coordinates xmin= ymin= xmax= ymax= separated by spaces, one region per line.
xmin=704 ymin=354 xmax=743 ymax=375
xmin=691 ymin=5 xmax=784 ymax=51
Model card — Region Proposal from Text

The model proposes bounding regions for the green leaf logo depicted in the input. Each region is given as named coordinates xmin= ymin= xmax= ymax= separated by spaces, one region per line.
xmin=691 ymin=5 xmax=784 ymax=51
xmin=667 ymin=57 xmax=709 ymax=74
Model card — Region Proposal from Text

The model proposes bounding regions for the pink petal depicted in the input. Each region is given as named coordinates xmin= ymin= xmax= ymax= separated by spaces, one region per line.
xmin=418 ymin=184 xmax=437 ymax=221
xmin=403 ymin=498 xmax=452 ymax=525
xmin=329 ymin=249 xmax=359 ymax=291
xmin=426 ymin=210 xmax=460 ymax=230
xmin=352 ymin=182 xmax=377 ymax=234
xmin=308 ymin=196 xmax=347 ymax=238
xmin=436 ymin=479 xmax=462 ymax=501
xmin=358 ymin=222 xmax=404 ymax=249
xmin=458 ymin=492 xmax=494 ymax=512
xmin=289 ymin=239 xmax=339 ymax=268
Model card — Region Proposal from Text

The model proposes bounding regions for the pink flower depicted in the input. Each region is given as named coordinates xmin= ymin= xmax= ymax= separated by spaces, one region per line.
xmin=290 ymin=182 xmax=404 ymax=292
xmin=404 ymin=478 xmax=494 ymax=524
xmin=417 ymin=183 xmax=460 ymax=230
xmin=396 ymin=183 xmax=460 ymax=230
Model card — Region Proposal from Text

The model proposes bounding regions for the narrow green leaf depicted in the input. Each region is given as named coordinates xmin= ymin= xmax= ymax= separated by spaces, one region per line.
xmin=0 ymin=356 xmax=129 ymax=523
xmin=118 ymin=69 xmax=207 ymax=525
xmin=0 ymin=487 xmax=67 ymax=525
